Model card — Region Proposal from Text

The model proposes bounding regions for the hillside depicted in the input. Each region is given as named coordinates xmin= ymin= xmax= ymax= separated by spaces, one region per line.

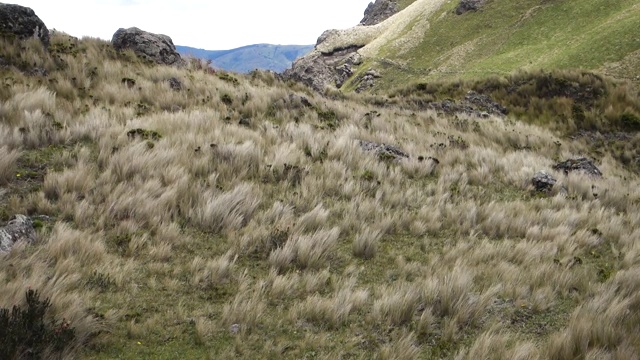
xmin=177 ymin=44 xmax=313 ymax=73
xmin=288 ymin=0 xmax=640 ymax=92
xmin=1 ymin=4 xmax=640 ymax=360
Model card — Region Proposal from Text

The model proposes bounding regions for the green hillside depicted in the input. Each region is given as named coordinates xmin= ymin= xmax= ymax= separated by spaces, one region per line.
xmin=337 ymin=0 xmax=640 ymax=91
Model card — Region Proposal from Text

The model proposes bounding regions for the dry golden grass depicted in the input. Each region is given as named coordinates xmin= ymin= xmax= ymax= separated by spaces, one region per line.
xmin=1 ymin=32 xmax=639 ymax=359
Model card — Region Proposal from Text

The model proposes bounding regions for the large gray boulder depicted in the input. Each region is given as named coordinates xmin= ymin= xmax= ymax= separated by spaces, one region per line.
xmin=0 ymin=214 xmax=36 ymax=254
xmin=361 ymin=0 xmax=398 ymax=26
xmin=112 ymin=27 xmax=185 ymax=66
xmin=0 ymin=3 xmax=49 ymax=46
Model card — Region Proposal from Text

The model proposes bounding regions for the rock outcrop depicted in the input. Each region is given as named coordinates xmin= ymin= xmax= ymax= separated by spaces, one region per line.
xmin=0 ymin=215 xmax=36 ymax=254
xmin=283 ymin=1 xmax=389 ymax=92
xmin=425 ymin=91 xmax=508 ymax=117
xmin=283 ymin=42 xmax=365 ymax=92
xmin=553 ymin=158 xmax=603 ymax=177
xmin=355 ymin=69 xmax=382 ymax=93
xmin=361 ymin=0 xmax=399 ymax=26
xmin=111 ymin=27 xmax=185 ymax=67
xmin=0 ymin=3 xmax=49 ymax=46
xmin=456 ymin=0 xmax=486 ymax=15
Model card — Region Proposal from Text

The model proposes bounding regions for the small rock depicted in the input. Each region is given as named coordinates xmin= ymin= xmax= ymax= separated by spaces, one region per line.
xmin=24 ymin=67 xmax=48 ymax=77
xmin=359 ymin=140 xmax=409 ymax=161
xmin=456 ymin=0 xmax=486 ymax=15
xmin=0 ymin=215 xmax=36 ymax=254
xmin=166 ymin=77 xmax=182 ymax=91
xmin=553 ymin=157 xmax=602 ymax=177
xmin=239 ymin=118 xmax=251 ymax=127
xmin=288 ymin=94 xmax=314 ymax=108
xmin=532 ymin=171 xmax=556 ymax=192
xmin=229 ymin=323 xmax=240 ymax=334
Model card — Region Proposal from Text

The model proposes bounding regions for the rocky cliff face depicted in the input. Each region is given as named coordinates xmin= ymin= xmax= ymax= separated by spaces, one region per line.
xmin=0 ymin=3 xmax=49 ymax=46
xmin=361 ymin=0 xmax=398 ymax=26
xmin=283 ymin=33 xmax=365 ymax=92
xmin=282 ymin=1 xmax=398 ymax=92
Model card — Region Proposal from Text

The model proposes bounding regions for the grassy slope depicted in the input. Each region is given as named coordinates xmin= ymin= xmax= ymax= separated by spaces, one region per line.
xmin=0 ymin=32 xmax=640 ymax=359
xmin=352 ymin=0 xmax=640 ymax=91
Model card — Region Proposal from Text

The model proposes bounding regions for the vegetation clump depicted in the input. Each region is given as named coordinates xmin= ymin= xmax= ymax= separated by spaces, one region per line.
xmin=126 ymin=128 xmax=162 ymax=141
xmin=0 ymin=289 xmax=76 ymax=360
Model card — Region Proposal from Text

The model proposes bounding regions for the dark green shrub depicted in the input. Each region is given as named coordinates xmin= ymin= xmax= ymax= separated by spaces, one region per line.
xmin=220 ymin=94 xmax=233 ymax=105
xmin=0 ymin=289 xmax=76 ymax=359
xmin=217 ymin=72 xmax=239 ymax=85
xmin=316 ymin=108 xmax=339 ymax=130
xmin=620 ymin=112 xmax=640 ymax=131
xmin=126 ymin=128 xmax=162 ymax=141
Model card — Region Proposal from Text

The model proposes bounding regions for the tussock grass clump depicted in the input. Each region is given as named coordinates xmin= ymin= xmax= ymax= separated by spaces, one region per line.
xmin=269 ymin=227 xmax=341 ymax=271
xmin=0 ymin=147 xmax=21 ymax=185
xmin=353 ymin=227 xmax=383 ymax=259
xmin=190 ymin=183 xmax=261 ymax=233
xmin=372 ymin=284 xmax=421 ymax=326
xmin=291 ymin=281 xmax=368 ymax=328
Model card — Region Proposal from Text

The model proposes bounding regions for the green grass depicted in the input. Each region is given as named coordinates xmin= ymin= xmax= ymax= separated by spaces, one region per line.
xmin=366 ymin=0 xmax=640 ymax=90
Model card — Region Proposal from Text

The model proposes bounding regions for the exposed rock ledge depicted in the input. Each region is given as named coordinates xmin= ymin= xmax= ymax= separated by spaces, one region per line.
xmin=283 ymin=0 xmax=448 ymax=92
xmin=283 ymin=26 xmax=379 ymax=92
xmin=282 ymin=2 xmax=394 ymax=92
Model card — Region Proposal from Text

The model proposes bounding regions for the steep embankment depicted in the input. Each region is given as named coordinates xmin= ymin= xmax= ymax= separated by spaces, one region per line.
xmin=287 ymin=0 xmax=640 ymax=92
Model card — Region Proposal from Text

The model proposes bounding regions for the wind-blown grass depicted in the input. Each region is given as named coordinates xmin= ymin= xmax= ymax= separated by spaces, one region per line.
xmin=0 ymin=31 xmax=638 ymax=359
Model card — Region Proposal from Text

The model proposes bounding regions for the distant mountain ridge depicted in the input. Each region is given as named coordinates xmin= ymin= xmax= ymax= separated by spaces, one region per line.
xmin=176 ymin=44 xmax=313 ymax=73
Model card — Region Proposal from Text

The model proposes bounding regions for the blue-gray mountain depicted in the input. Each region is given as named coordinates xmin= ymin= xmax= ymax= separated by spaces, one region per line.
xmin=176 ymin=44 xmax=313 ymax=73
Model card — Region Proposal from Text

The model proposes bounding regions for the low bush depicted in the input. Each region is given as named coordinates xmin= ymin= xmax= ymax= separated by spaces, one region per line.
xmin=0 ymin=289 xmax=76 ymax=360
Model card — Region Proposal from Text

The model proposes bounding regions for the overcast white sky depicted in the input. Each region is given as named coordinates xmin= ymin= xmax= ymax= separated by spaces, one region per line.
xmin=14 ymin=0 xmax=373 ymax=49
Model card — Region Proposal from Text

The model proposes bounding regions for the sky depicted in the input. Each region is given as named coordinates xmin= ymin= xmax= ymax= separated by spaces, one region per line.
xmin=14 ymin=0 xmax=374 ymax=50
